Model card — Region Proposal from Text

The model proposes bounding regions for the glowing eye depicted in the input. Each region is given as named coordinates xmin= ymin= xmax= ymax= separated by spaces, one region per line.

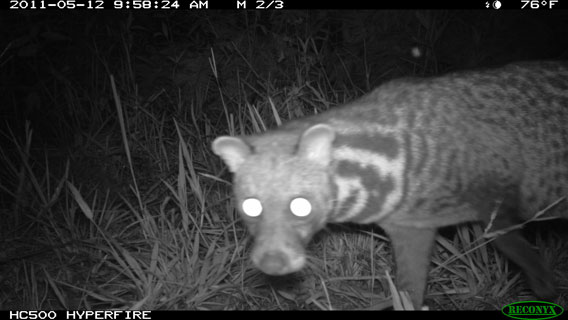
xmin=290 ymin=197 xmax=312 ymax=217
xmin=242 ymin=198 xmax=262 ymax=217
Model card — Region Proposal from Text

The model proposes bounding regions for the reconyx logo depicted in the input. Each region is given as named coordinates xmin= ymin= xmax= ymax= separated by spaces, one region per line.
xmin=502 ymin=301 xmax=564 ymax=320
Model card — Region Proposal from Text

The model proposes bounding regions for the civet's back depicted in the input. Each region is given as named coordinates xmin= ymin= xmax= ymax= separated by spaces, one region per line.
xmin=212 ymin=61 xmax=568 ymax=307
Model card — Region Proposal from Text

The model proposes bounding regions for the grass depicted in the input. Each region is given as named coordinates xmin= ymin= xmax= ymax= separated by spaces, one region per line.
xmin=1 ymin=11 xmax=567 ymax=310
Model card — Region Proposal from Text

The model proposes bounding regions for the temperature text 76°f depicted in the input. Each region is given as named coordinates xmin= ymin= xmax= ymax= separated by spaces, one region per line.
xmin=521 ymin=0 xmax=558 ymax=9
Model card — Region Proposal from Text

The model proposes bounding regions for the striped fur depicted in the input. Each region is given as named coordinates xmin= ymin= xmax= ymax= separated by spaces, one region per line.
xmin=212 ymin=61 xmax=568 ymax=307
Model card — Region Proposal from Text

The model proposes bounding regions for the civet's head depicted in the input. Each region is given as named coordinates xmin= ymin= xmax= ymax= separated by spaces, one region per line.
xmin=212 ymin=124 xmax=336 ymax=275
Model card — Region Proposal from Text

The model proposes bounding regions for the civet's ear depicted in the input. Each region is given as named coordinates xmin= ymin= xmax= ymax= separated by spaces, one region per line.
xmin=212 ymin=136 xmax=251 ymax=173
xmin=297 ymin=124 xmax=335 ymax=167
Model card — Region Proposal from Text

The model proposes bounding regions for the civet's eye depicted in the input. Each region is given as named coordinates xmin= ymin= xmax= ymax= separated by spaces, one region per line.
xmin=290 ymin=197 xmax=312 ymax=217
xmin=242 ymin=198 xmax=262 ymax=217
